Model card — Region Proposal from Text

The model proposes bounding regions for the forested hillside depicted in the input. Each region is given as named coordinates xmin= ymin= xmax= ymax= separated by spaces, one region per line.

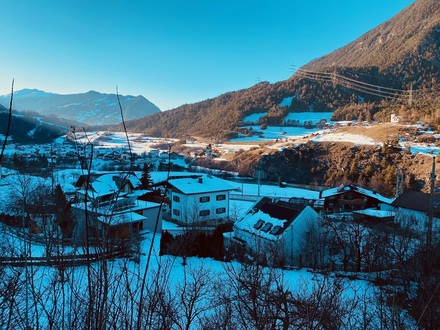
xmin=118 ymin=0 xmax=440 ymax=140
xmin=0 ymin=110 xmax=69 ymax=143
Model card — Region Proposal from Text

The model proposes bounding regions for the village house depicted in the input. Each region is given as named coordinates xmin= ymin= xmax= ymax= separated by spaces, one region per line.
xmin=320 ymin=184 xmax=393 ymax=214
xmin=164 ymin=174 xmax=236 ymax=226
xmin=391 ymin=190 xmax=440 ymax=233
xmin=71 ymin=172 xmax=162 ymax=243
xmin=390 ymin=114 xmax=403 ymax=123
xmin=231 ymin=197 xmax=320 ymax=267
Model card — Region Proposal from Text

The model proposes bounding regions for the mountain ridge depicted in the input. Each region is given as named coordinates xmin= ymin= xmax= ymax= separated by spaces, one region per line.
xmin=303 ymin=0 xmax=440 ymax=71
xmin=0 ymin=89 xmax=161 ymax=126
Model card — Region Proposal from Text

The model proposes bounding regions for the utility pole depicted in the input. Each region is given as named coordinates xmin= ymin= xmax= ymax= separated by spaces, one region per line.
xmin=395 ymin=170 xmax=404 ymax=198
xmin=289 ymin=62 xmax=295 ymax=76
xmin=257 ymin=165 xmax=261 ymax=197
xmin=427 ymin=156 xmax=435 ymax=251
xmin=408 ymin=82 xmax=413 ymax=107
xmin=22 ymin=197 xmax=29 ymax=330
xmin=424 ymin=155 xmax=436 ymax=276
xmin=400 ymin=171 xmax=404 ymax=195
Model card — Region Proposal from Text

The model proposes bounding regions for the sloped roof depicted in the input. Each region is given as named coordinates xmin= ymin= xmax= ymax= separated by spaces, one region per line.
xmin=320 ymin=184 xmax=393 ymax=204
xmin=353 ymin=209 xmax=395 ymax=218
xmin=75 ymin=172 xmax=141 ymax=198
xmin=392 ymin=190 xmax=440 ymax=216
xmin=168 ymin=175 xmax=236 ymax=195
xmin=98 ymin=212 xmax=147 ymax=225
xmin=234 ymin=197 xmax=310 ymax=241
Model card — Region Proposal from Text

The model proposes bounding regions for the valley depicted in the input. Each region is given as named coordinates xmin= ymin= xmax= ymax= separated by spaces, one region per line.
xmin=0 ymin=0 xmax=439 ymax=327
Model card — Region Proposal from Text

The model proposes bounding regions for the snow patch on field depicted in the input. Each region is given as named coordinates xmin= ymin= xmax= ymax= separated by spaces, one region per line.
xmin=313 ymin=132 xmax=378 ymax=145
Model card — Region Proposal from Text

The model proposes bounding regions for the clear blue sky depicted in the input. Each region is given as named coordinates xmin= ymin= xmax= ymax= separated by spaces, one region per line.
xmin=0 ymin=0 xmax=414 ymax=110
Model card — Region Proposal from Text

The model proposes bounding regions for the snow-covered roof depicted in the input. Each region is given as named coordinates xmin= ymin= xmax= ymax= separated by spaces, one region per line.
xmin=234 ymin=197 xmax=306 ymax=241
xmin=320 ymin=184 xmax=393 ymax=205
xmin=75 ymin=172 xmax=140 ymax=198
xmin=353 ymin=209 xmax=395 ymax=218
xmin=168 ymin=175 xmax=236 ymax=195
xmin=234 ymin=209 xmax=287 ymax=241
xmin=98 ymin=211 xmax=147 ymax=225
xmin=72 ymin=199 xmax=161 ymax=214
xmin=127 ymin=189 xmax=152 ymax=197
xmin=150 ymin=171 xmax=203 ymax=185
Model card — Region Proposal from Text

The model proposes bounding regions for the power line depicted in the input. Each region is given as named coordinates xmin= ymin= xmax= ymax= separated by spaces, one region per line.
xmin=296 ymin=67 xmax=408 ymax=94
xmin=342 ymin=68 xmax=403 ymax=83
xmin=292 ymin=66 xmax=410 ymax=101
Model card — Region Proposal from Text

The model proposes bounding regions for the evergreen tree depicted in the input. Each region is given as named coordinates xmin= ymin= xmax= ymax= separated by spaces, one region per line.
xmin=212 ymin=225 xmax=226 ymax=261
xmin=12 ymin=152 xmax=23 ymax=169
xmin=54 ymin=184 xmax=75 ymax=238
xmin=159 ymin=230 xmax=174 ymax=256
xmin=140 ymin=163 xmax=153 ymax=189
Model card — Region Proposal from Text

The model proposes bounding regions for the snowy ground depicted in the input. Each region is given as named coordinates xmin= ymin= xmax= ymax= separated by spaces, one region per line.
xmin=0 ymin=222 xmax=416 ymax=328
xmin=0 ymin=126 xmax=423 ymax=327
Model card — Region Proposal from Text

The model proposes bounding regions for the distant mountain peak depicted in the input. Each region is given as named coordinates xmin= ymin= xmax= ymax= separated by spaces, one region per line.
xmin=0 ymin=89 xmax=161 ymax=126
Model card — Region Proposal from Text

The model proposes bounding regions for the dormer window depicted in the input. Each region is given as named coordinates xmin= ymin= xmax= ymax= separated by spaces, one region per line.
xmin=270 ymin=225 xmax=283 ymax=235
xmin=253 ymin=219 xmax=264 ymax=230
xmin=261 ymin=223 xmax=273 ymax=233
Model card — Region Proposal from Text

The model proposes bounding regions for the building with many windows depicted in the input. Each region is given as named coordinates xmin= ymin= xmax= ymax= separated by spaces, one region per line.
xmin=165 ymin=175 xmax=236 ymax=226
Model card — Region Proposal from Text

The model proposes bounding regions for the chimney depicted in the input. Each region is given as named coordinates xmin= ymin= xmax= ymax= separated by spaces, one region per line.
xmin=198 ymin=177 xmax=203 ymax=184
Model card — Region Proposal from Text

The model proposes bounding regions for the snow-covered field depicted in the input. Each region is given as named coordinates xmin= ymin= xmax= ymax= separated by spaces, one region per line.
xmin=29 ymin=128 xmax=440 ymax=158
xmin=0 ymin=220 xmax=417 ymax=329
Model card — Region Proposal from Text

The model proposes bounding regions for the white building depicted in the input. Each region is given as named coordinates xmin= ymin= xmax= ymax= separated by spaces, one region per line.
xmin=231 ymin=197 xmax=320 ymax=267
xmin=165 ymin=174 xmax=236 ymax=225
xmin=390 ymin=114 xmax=402 ymax=123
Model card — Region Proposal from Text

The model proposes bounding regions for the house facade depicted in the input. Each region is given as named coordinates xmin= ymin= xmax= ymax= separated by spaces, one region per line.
xmin=231 ymin=197 xmax=320 ymax=267
xmin=320 ymin=184 xmax=393 ymax=213
xmin=165 ymin=175 xmax=236 ymax=225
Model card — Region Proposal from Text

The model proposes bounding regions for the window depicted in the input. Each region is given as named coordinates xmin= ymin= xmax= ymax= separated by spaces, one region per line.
xmin=200 ymin=196 xmax=210 ymax=203
xmin=173 ymin=209 xmax=180 ymax=216
xmin=270 ymin=225 xmax=283 ymax=235
xmin=261 ymin=223 xmax=273 ymax=233
xmin=199 ymin=210 xmax=211 ymax=217
xmin=216 ymin=207 xmax=226 ymax=214
xmin=173 ymin=195 xmax=180 ymax=202
xmin=216 ymin=194 xmax=226 ymax=201
xmin=199 ymin=210 xmax=210 ymax=217
xmin=254 ymin=219 xmax=264 ymax=230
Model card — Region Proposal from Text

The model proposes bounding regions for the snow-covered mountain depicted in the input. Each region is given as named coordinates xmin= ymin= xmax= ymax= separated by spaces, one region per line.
xmin=0 ymin=89 xmax=161 ymax=126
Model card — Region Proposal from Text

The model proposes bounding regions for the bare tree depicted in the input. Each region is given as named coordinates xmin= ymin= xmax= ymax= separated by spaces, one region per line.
xmin=0 ymin=80 xmax=13 ymax=179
